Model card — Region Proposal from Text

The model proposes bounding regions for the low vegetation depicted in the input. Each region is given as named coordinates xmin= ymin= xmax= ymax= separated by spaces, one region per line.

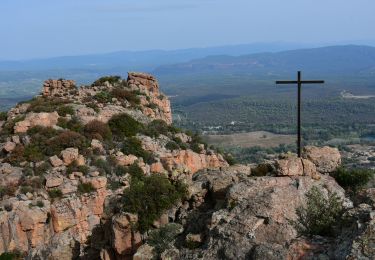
xmin=333 ymin=167 xmax=374 ymax=192
xmin=108 ymin=113 xmax=143 ymax=139
xmin=91 ymin=76 xmax=121 ymax=86
xmin=147 ymin=223 xmax=182 ymax=257
xmin=292 ymin=186 xmax=343 ymax=237
xmin=122 ymin=137 xmax=153 ymax=163
xmin=122 ymin=174 xmax=187 ymax=233
xmin=84 ymin=120 xmax=112 ymax=141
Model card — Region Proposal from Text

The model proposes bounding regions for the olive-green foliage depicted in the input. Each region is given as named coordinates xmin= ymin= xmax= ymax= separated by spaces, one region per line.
xmin=34 ymin=162 xmax=51 ymax=176
xmin=84 ymin=120 xmax=112 ymax=141
xmin=190 ymin=133 xmax=207 ymax=153
xmin=65 ymin=117 xmax=84 ymax=133
xmin=91 ymin=76 xmax=121 ymax=86
xmin=66 ymin=163 xmax=90 ymax=175
xmin=26 ymin=97 xmax=68 ymax=113
xmin=86 ymin=102 xmax=100 ymax=113
xmin=92 ymin=158 xmax=111 ymax=175
xmin=172 ymin=136 xmax=188 ymax=150
xmin=94 ymin=91 xmax=113 ymax=103
xmin=143 ymin=120 xmax=180 ymax=138
xmin=114 ymin=165 xmax=127 ymax=176
xmin=147 ymin=223 xmax=182 ymax=257
xmin=111 ymin=88 xmax=140 ymax=105
xmin=292 ymin=186 xmax=343 ymax=237
xmin=108 ymin=113 xmax=143 ymax=139
xmin=165 ymin=141 xmax=179 ymax=151
xmin=0 ymin=185 xmax=17 ymax=199
xmin=333 ymin=167 xmax=374 ymax=192
xmin=45 ymin=131 xmax=87 ymax=155
xmin=0 ymin=111 xmax=7 ymax=121
xmin=0 ymin=251 xmax=23 ymax=260
xmin=78 ymin=183 xmax=96 ymax=194
xmin=122 ymin=174 xmax=187 ymax=233
xmin=223 ymin=153 xmax=236 ymax=166
xmin=122 ymin=137 xmax=153 ymax=163
xmin=57 ymin=106 xmax=75 ymax=116
xmin=48 ymin=189 xmax=63 ymax=199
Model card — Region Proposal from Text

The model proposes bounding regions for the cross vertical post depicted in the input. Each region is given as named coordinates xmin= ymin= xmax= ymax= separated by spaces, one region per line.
xmin=276 ymin=71 xmax=324 ymax=157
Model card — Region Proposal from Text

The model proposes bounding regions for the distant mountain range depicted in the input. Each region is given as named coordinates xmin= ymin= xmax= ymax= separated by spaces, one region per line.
xmin=0 ymin=42 xmax=311 ymax=71
xmin=153 ymin=45 xmax=375 ymax=77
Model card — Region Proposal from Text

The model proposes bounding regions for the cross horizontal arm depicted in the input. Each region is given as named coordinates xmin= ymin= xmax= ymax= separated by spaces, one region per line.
xmin=275 ymin=80 xmax=325 ymax=84
xmin=300 ymin=80 xmax=325 ymax=84
xmin=276 ymin=81 xmax=298 ymax=84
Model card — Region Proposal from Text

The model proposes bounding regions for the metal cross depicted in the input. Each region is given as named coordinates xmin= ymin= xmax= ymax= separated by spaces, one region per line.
xmin=276 ymin=71 xmax=324 ymax=157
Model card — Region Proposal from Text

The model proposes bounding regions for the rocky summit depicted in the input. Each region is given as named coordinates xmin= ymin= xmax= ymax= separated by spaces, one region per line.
xmin=0 ymin=73 xmax=374 ymax=260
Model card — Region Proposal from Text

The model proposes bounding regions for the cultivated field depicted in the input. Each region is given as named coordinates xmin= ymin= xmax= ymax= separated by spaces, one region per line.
xmin=204 ymin=131 xmax=295 ymax=148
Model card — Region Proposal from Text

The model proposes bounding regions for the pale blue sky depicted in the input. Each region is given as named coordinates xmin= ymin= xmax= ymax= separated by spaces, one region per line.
xmin=1 ymin=0 xmax=374 ymax=60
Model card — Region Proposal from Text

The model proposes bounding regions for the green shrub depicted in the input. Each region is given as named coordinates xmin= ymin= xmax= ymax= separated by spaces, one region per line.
xmin=91 ymin=76 xmax=121 ymax=86
xmin=86 ymin=102 xmax=100 ymax=113
xmin=114 ymin=165 xmax=127 ymax=176
xmin=172 ymin=136 xmax=188 ymax=150
xmin=108 ymin=113 xmax=143 ymax=139
xmin=46 ymin=131 xmax=87 ymax=155
xmin=26 ymin=97 xmax=68 ymax=113
xmin=291 ymin=186 xmax=343 ymax=237
xmin=147 ymin=223 xmax=182 ymax=257
xmin=24 ymin=145 xmax=44 ymax=162
xmin=92 ymin=158 xmax=111 ymax=175
xmin=0 ymin=251 xmax=23 ymax=260
xmin=127 ymin=163 xmax=144 ymax=180
xmin=122 ymin=174 xmax=187 ymax=233
xmin=0 ymin=185 xmax=17 ymax=199
xmin=66 ymin=163 xmax=90 ymax=175
xmin=20 ymin=185 xmax=34 ymax=194
xmin=36 ymin=200 xmax=44 ymax=208
xmin=122 ymin=137 xmax=153 ymax=163
xmin=94 ymin=91 xmax=113 ymax=103
xmin=143 ymin=120 xmax=180 ymax=138
xmin=165 ymin=141 xmax=179 ymax=151
xmin=57 ymin=106 xmax=75 ymax=116
xmin=48 ymin=189 xmax=63 ymax=199
xmin=4 ymin=144 xmax=26 ymax=164
xmin=78 ymin=183 xmax=96 ymax=194
xmin=111 ymin=88 xmax=140 ymax=105
xmin=223 ymin=153 xmax=236 ymax=166
xmin=84 ymin=120 xmax=112 ymax=141
xmin=65 ymin=117 xmax=84 ymax=133
xmin=0 ymin=111 xmax=7 ymax=121
xmin=190 ymin=143 xmax=203 ymax=153
xmin=333 ymin=167 xmax=374 ymax=192
xmin=34 ymin=162 xmax=51 ymax=176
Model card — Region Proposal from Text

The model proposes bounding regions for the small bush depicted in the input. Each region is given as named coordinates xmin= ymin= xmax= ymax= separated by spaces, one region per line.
xmin=291 ymin=186 xmax=343 ymax=237
xmin=34 ymin=162 xmax=51 ymax=176
xmin=111 ymin=88 xmax=140 ymax=105
xmin=122 ymin=137 xmax=153 ymax=163
xmin=0 ymin=251 xmax=23 ymax=260
xmin=0 ymin=185 xmax=17 ymax=199
xmin=66 ymin=163 xmax=90 ymax=175
xmin=108 ymin=114 xmax=143 ymax=139
xmin=46 ymin=131 xmax=87 ymax=155
xmin=143 ymin=120 xmax=180 ymax=138
xmin=91 ymin=76 xmax=121 ymax=86
xmin=94 ymin=91 xmax=113 ymax=103
xmin=172 ymin=136 xmax=188 ymax=150
xmin=0 ymin=111 xmax=7 ymax=121
xmin=57 ymin=106 xmax=75 ymax=116
xmin=223 ymin=153 xmax=236 ymax=166
xmin=92 ymin=158 xmax=111 ymax=175
xmin=165 ymin=141 xmax=179 ymax=151
xmin=122 ymin=174 xmax=187 ymax=233
xmin=27 ymin=97 xmax=68 ymax=113
xmin=65 ymin=117 xmax=84 ymax=133
xmin=147 ymin=223 xmax=182 ymax=257
xmin=36 ymin=200 xmax=44 ymax=208
xmin=84 ymin=120 xmax=112 ymax=141
xmin=86 ymin=102 xmax=100 ymax=113
xmin=333 ymin=167 xmax=374 ymax=192
xmin=48 ymin=189 xmax=63 ymax=199
xmin=78 ymin=183 xmax=96 ymax=194
xmin=127 ymin=163 xmax=144 ymax=180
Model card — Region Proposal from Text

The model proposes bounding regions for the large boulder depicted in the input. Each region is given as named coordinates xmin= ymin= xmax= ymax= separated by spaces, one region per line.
xmin=302 ymin=146 xmax=341 ymax=173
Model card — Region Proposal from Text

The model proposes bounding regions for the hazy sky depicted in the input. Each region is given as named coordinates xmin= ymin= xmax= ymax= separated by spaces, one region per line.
xmin=1 ymin=0 xmax=374 ymax=60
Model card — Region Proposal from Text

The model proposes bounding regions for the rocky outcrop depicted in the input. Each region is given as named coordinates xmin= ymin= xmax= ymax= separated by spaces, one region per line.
xmin=42 ymin=79 xmax=76 ymax=98
xmin=14 ymin=112 xmax=59 ymax=133
xmin=303 ymin=146 xmax=341 ymax=173
xmin=128 ymin=72 xmax=172 ymax=124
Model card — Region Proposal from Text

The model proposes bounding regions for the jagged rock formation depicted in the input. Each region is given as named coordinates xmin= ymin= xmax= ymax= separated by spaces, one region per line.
xmin=0 ymin=72 xmax=227 ymax=259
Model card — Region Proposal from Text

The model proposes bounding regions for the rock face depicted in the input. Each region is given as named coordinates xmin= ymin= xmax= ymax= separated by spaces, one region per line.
xmin=42 ymin=79 xmax=76 ymax=98
xmin=14 ymin=112 xmax=59 ymax=133
xmin=128 ymin=72 xmax=172 ymax=124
